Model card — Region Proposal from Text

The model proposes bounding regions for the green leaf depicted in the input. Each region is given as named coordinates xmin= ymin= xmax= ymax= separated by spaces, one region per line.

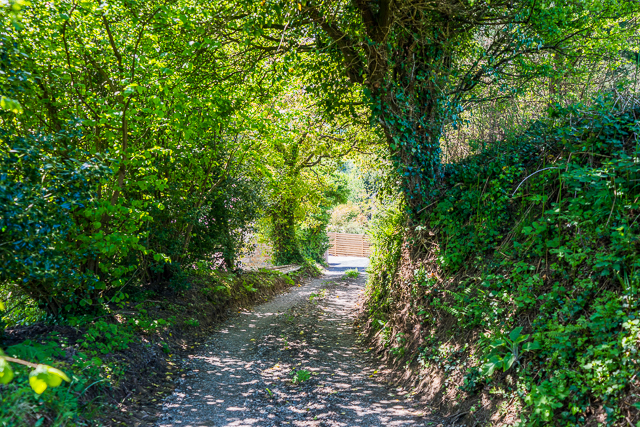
xmin=509 ymin=327 xmax=523 ymax=342
xmin=489 ymin=338 xmax=506 ymax=348
xmin=0 ymin=358 xmax=14 ymax=384
xmin=28 ymin=364 xmax=70 ymax=394
xmin=522 ymin=341 xmax=541 ymax=351
xmin=481 ymin=361 xmax=497 ymax=376
xmin=503 ymin=352 xmax=516 ymax=371
xmin=29 ymin=366 xmax=49 ymax=394
xmin=514 ymin=333 xmax=529 ymax=344
xmin=0 ymin=96 xmax=23 ymax=114
xmin=45 ymin=366 xmax=70 ymax=385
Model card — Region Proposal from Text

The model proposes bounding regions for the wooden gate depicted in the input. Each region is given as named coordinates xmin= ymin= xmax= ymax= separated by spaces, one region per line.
xmin=328 ymin=232 xmax=371 ymax=257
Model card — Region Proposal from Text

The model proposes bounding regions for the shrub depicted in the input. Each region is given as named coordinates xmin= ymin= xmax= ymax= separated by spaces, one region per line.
xmin=0 ymin=131 xmax=109 ymax=315
xmin=344 ymin=269 xmax=360 ymax=279
xmin=365 ymin=198 xmax=405 ymax=324
xmin=365 ymin=97 xmax=640 ymax=425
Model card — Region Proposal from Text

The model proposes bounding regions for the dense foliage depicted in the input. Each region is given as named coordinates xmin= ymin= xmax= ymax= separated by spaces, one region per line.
xmin=0 ymin=132 xmax=109 ymax=314
xmin=365 ymin=98 xmax=640 ymax=425
xmin=257 ymin=88 xmax=378 ymax=265
xmin=1 ymin=0 xmax=640 ymax=424
xmin=0 ymin=1 xmax=343 ymax=422
xmin=0 ymin=0 xmax=277 ymax=314
xmin=232 ymin=0 xmax=640 ymax=213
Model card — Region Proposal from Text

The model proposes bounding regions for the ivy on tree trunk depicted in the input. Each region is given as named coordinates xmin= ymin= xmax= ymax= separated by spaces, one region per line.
xmin=271 ymin=196 xmax=305 ymax=265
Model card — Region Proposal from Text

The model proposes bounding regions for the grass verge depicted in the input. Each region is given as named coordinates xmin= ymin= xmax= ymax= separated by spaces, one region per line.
xmin=1 ymin=266 xmax=318 ymax=426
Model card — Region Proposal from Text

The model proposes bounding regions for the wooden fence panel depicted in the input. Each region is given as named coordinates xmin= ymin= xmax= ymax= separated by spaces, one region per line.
xmin=327 ymin=232 xmax=370 ymax=257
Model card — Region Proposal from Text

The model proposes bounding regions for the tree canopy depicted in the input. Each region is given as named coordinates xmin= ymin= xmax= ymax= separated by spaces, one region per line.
xmin=222 ymin=0 xmax=639 ymax=212
xmin=1 ymin=0 xmax=640 ymax=423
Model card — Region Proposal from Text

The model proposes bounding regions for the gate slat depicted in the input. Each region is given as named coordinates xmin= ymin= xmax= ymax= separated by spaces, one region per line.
xmin=328 ymin=232 xmax=370 ymax=257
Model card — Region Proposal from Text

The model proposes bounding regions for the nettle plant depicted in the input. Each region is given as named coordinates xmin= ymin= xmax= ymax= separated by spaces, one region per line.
xmin=481 ymin=327 xmax=540 ymax=376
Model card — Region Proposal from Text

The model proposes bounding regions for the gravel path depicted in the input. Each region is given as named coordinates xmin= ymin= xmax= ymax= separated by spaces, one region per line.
xmin=157 ymin=261 xmax=435 ymax=427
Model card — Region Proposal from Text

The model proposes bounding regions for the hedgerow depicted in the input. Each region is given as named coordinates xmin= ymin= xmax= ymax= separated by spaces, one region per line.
xmin=364 ymin=97 xmax=640 ymax=425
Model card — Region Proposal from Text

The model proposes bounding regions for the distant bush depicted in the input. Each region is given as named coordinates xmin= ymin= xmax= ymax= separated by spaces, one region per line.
xmin=328 ymin=201 xmax=369 ymax=234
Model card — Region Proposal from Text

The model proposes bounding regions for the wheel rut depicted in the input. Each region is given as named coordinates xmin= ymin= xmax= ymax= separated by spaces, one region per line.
xmin=157 ymin=268 xmax=436 ymax=427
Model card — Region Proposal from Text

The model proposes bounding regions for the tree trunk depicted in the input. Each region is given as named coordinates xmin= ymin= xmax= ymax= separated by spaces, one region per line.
xmin=220 ymin=204 xmax=235 ymax=270
xmin=271 ymin=196 xmax=304 ymax=265
xmin=376 ymin=94 xmax=444 ymax=213
xmin=369 ymin=36 xmax=449 ymax=215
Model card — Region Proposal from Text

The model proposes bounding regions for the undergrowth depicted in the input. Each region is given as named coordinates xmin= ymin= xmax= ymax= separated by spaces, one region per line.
xmin=0 ymin=265 xmax=301 ymax=426
xmin=364 ymin=97 xmax=640 ymax=426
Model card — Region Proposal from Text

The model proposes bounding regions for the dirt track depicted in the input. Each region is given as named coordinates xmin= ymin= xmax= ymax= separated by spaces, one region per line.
xmin=157 ymin=266 xmax=437 ymax=426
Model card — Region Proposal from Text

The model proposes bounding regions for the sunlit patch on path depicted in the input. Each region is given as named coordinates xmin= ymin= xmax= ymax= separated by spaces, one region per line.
xmin=158 ymin=258 xmax=434 ymax=426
